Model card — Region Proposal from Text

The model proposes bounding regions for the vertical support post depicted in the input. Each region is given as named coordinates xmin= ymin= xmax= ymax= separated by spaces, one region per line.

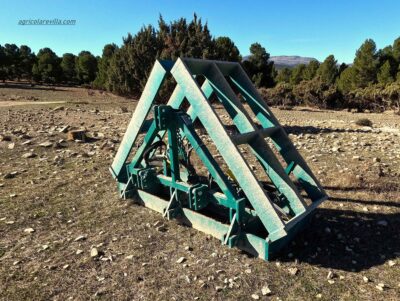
xmin=167 ymin=125 xmax=180 ymax=182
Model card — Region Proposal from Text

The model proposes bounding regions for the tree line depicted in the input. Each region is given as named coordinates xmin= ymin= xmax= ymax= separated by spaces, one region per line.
xmin=263 ymin=38 xmax=400 ymax=112
xmin=0 ymin=14 xmax=399 ymax=112
xmin=0 ymin=44 xmax=98 ymax=85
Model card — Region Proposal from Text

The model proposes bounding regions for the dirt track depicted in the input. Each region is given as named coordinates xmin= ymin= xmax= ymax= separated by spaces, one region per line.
xmin=0 ymin=84 xmax=399 ymax=300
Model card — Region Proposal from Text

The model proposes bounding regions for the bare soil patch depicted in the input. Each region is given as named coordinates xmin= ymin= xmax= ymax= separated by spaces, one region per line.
xmin=0 ymin=85 xmax=399 ymax=300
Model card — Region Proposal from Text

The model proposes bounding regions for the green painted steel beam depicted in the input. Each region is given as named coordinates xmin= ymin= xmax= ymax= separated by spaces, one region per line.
xmin=198 ymin=63 xmax=307 ymax=215
xmin=226 ymin=65 xmax=327 ymax=201
xmin=136 ymin=189 xmax=270 ymax=260
xmin=110 ymin=60 xmax=169 ymax=180
xmin=171 ymin=58 xmax=287 ymax=241
xmin=179 ymin=117 xmax=238 ymax=202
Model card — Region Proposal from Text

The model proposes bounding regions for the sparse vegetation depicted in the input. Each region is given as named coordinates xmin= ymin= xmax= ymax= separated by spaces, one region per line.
xmin=356 ymin=118 xmax=373 ymax=127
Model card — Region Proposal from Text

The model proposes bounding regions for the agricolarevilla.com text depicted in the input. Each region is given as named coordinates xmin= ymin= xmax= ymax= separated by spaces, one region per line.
xmin=18 ymin=18 xmax=76 ymax=25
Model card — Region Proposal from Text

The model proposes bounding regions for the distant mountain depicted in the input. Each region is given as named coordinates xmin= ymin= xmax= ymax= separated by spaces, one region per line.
xmin=270 ymin=55 xmax=318 ymax=69
xmin=243 ymin=55 xmax=318 ymax=70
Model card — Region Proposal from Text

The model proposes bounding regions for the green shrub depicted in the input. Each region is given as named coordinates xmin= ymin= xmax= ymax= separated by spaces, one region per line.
xmin=355 ymin=118 xmax=373 ymax=127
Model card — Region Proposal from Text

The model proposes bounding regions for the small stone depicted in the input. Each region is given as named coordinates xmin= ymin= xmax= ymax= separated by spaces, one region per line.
xmin=22 ymin=152 xmax=36 ymax=159
xmin=21 ymin=140 xmax=31 ymax=145
xmin=376 ymin=283 xmax=386 ymax=291
xmin=251 ymin=294 xmax=260 ymax=300
xmin=125 ymin=255 xmax=134 ymax=260
xmin=184 ymin=246 xmax=192 ymax=251
xmin=153 ymin=221 xmax=162 ymax=227
xmin=261 ymin=285 xmax=272 ymax=296
xmin=59 ymin=125 xmax=70 ymax=133
xmin=76 ymin=249 xmax=83 ymax=255
xmin=245 ymin=268 xmax=252 ymax=274
xmin=3 ymin=172 xmax=17 ymax=179
xmin=388 ymin=260 xmax=396 ymax=267
xmin=74 ymin=235 xmax=86 ymax=242
xmin=63 ymin=264 xmax=69 ymax=269
xmin=42 ymin=244 xmax=49 ymax=250
xmin=156 ymin=225 xmax=167 ymax=232
xmin=90 ymin=247 xmax=99 ymax=258
xmin=363 ymin=276 xmax=370 ymax=283
xmin=288 ymin=267 xmax=299 ymax=276
xmin=8 ymin=143 xmax=15 ymax=149
xmin=39 ymin=141 xmax=53 ymax=148
xmin=215 ymin=286 xmax=223 ymax=292
xmin=316 ymin=293 xmax=322 ymax=299
xmin=176 ymin=257 xmax=186 ymax=264
xmin=67 ymin=130 xmax=86 ymax=142
xmin=24 ymin=227 xmax=35 ymax=234
xmin=328 ymin=280 xmax=335 ymax=284
xmin=327 ymin=271 xmax=335 ymax=279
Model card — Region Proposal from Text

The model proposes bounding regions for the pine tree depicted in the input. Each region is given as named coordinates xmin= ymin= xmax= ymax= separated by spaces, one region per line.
xmin=377 ymin=60 xmax=394 ymax=84
xmin=108 ymin=25 xmax=162 ymax=95
xmin=60 ymin=53 xmax=77 ymax=83
xmin=18 ymin=45 xmax=35 ymax=80
xmin=353 ymin=39 xmax=378 ymax=88
xmin=0 ymin=45 xmax=6 ymax=82
xmin=3 ymin=44 xmax=20 ymax=80
xmin=316 ymin=55 xmax=338 ymax=85
xmin=337 ymin=67 xmax=355 ymax=93
xmin=214 ymin=37 xmax=241 ymax=61
xmin=75 ymin=51 xmax=98 ymax=84
xmin=393 ymin=37 xmax=400 ymax=63
xmin=93 ymin=44 xmax=117 ymax=89
xmin=290 ymin=64 xmax=306 ymax=85
xmin=397 ymin=65 xmax=400 ymax=82
xmin=242 ymin=43 xmax=275 ymax=88
xmin=304 ymin=60 xmax=320 ymax=80
xmin=275 ymin=68 xmax=292 ymax=83
xmin=33 ymin=48 xmax=62 ymax=83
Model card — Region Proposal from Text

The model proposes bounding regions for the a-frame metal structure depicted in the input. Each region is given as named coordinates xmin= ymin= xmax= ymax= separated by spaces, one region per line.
xmin=110 ymin=58 xmax=328 ymax=260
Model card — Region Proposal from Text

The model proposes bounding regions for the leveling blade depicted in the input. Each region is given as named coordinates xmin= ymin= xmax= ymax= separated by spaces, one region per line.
xmin=110 ymin=58 xmax=328 ymax=260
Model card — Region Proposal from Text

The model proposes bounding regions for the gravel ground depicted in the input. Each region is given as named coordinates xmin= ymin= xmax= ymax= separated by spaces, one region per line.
xmin=0 ymin=83 xmax=399 ymax=300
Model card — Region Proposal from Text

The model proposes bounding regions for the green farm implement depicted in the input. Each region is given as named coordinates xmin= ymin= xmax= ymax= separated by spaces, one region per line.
xmin=110 ymin=58 xmax=328 ymax=260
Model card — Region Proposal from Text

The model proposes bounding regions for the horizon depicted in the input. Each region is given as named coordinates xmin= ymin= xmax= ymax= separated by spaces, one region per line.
xmin=1 ymin=0 xmax=400 ymax=64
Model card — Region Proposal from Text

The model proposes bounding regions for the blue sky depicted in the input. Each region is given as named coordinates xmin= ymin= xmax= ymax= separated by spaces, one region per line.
xmin=1 ymin=0 xmax=399 ymax=63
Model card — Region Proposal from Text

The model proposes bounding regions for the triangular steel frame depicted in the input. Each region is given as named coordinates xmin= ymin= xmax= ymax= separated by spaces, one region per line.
xmin=110 ymin=58 xmax=328 ymax=260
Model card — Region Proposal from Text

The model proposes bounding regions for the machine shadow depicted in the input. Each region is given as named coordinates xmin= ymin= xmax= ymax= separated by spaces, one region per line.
xmin=221 ymin=124 xmax=368 ymax=135
xmin=283 ymin=125 xmax=368 ymax=135
xmin=278 ymin=206 xmax=399 ymax=272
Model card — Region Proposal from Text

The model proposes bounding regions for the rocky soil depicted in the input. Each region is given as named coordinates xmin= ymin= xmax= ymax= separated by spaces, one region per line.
xmin=0 ymin=84 xmax=399 ymax=300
